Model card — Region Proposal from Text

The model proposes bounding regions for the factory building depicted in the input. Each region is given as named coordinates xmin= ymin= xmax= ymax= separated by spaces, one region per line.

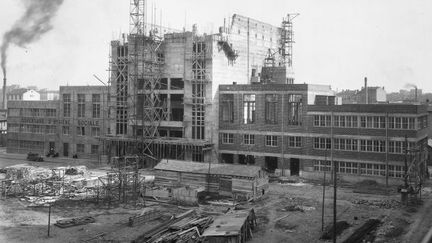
xmin=7 ymin=86 xmax=108 ymax=159
xmin=218 ymin=82 xmax=429 ymax=184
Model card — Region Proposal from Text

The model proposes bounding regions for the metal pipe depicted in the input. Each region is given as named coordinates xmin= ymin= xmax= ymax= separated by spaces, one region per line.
xmin=364 ymin=77 xmax=368 ymax=104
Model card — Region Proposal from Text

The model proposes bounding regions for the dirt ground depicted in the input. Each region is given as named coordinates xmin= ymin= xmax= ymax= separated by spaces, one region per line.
xmin=1 ymin=181 xmax=431 ymax=243
xmin=1 ymin=155 xmax=432 ymax=243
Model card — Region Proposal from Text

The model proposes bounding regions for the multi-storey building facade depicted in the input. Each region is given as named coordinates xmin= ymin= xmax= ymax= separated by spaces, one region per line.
xmin=7 ymin=86 xmax=108 ymax=159
xmin=107 ymin=14 xmax=296 ymax=163
xmin=218 ymin=83 xmax=429 ymax=184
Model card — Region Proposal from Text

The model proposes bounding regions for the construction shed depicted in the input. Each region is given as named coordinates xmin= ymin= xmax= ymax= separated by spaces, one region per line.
xmin=154 ymin=160 xmax=268 ymax=200
xmin=202 ymin=209 xmax=257 ymax=243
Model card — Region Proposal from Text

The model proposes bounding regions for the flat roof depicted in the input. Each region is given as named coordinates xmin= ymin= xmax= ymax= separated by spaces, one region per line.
xmin=202 ymin=210 xmax=252 ymax=237
xmin=308 ymin=103 xmax=428 ymax=114
xmin=154 ymin=159 xmax=261 ymax=178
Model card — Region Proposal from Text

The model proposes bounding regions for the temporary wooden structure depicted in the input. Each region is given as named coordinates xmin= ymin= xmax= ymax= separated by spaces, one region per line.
xmin=154 ymin=160 xmax=268 ymax=200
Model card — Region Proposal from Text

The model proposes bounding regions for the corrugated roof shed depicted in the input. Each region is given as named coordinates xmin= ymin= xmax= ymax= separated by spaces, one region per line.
xmin=154 ymin=159 xmax=261 ymax=178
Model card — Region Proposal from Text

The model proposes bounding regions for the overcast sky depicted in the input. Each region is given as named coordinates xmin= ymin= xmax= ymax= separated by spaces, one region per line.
xmin=0 ymin=0 xmax=431 ymax=92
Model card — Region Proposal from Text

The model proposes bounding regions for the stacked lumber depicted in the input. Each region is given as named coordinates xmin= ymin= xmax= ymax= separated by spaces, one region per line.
xmin=132 ymin=210 xmax=214 ymax=243
xmin=128 ymin=210 xmax=161 ymax=227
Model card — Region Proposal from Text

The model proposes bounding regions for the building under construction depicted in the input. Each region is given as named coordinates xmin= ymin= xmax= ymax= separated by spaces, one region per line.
xmin=105 ymin=0 xmax=299 ymax=164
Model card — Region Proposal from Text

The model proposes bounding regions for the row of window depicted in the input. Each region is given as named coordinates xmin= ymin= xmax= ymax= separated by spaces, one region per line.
xmin=8 ymin=124 xmax=101 ymax=137
xmin=220 ymin=94 xmax=303 ymax=125
xmin=313 ymin=137 xmax=417 ymax=154
xmin=220 ymin=133 xmax=419 ymax=154
xmin=63 ymin=94 xmax=101 ymax=118
xmin=9 ymin=108 xmax=57 ymax=117
xmin=9 ymin=124 xmax=56 ymax=134
xmin=313 ymin=160 xmax=405 ymax=178
xmin=314 ymin=115 xmax=427 ymax=130
xmin=77 ymin=144 xmax=99 ymax=154
xmin=63 ymin=93 xmax=101 ymax=103
xmin=220 ymin=133 xmax=302 ymax=148
xmin=8 ymin=139 xmax=99 ymax=154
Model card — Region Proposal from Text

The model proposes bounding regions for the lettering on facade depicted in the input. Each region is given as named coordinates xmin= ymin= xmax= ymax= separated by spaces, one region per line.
xmin=77 ymin=120 xmax=99 ymax=126
xmin=20 ymin=118 xmax=99 ymax=127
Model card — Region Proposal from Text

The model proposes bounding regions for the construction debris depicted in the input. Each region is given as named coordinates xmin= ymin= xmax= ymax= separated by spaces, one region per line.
xmin=351 ymin=199 xmax=400 ymax=209
xmin=54 ymin=216 xmax=96 ymax=228
xmin=129 ymin=209 xmax=161 ymax=227
xmin=321 ymin=221 xmax=350 ymax=240
xmin=342 ymin=218 xmax=381 ymax=243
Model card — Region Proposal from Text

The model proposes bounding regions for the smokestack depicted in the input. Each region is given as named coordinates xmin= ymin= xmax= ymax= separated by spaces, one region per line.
xmin=364 ymin=77 xmax=368 ymax=104
xmin=2 ymin=77 xmax=5 ymax=109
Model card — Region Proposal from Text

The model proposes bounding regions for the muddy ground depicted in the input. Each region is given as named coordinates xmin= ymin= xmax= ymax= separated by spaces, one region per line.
xmin=1 ymin=179 xmax=431 ymax=243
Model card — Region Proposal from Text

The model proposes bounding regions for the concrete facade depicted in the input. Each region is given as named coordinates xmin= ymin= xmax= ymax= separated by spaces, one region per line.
xmin=108 ymin=14 xmax=290 ymax=163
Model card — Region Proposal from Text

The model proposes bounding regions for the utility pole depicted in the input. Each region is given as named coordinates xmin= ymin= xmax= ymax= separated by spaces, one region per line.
xmin=331 ymin=111 xmax=336 ymax=243
xmin=47 ymin=204 xmax=52 ymax=237
xmin=321 ymin=148 xmax=328 ymax=232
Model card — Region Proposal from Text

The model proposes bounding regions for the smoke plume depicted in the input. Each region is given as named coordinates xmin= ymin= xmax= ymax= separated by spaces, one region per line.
xmin=1 ymin=0 xmax=64 ymax=78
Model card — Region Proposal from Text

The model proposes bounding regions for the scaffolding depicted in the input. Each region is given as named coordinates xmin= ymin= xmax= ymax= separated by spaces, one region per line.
xmin=279 ymin=13 xmax=299 ymax=68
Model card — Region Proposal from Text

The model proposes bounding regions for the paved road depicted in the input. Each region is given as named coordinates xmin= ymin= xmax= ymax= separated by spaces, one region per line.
xmin=0 ymin=147 xmax=101 ymax=169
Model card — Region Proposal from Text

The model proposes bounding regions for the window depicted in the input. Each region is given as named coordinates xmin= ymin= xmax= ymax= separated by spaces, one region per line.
xmin=243 ymin=94 xmax=256 ymax=124
xmin=265 ymin=94 xmax=278 ymax=124
xmin=287 ymin=94 xmax=302 ymax=125
xmin=244 ymin=134 xmax=255 ymax=145
xmin=46 ymin=109 xmax=56 ymax=117
xmin=314 ymin=115 xmax=331 ymax=127
xmin=91 ymin=145 xmax=99 ymax=154
xmin=63 ymin=94 xmax=71 ymax=117
xmin=288 ymin=136 xmax=302 ymax=148
xmin=76 ymin=144 xmax=85 ymax=153
xmin=77 ymin=94 xmax=85 ymax=118
xmin=314 ymin=137 xmax=331 ymax=149
xmin=221 ymin=133 xmax=234 ymax=144
xmin=46 ymin=125 xmax=56 ymax=134
xmin=266 ymin=135 xmax=278 ymax=147
xmin=313 ymin=160 xmax=331 ymax=172
xmin=221 ymin=94 xmax=234 ymax=122
xmin=63 ymin=94 xmax=71 ymax=102
xmin=62 ymin=126 xmax=70 ymax=135
xmin=77 ymin=126 xmax=85 ymax=136
xmin=92 ymin=94 xmax=101 ymax=118
xmin=91 ymin=127 xmax=100 ymax=137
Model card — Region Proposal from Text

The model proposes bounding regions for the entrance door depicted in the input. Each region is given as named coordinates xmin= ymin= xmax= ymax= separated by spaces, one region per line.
xmin=49 ymin=142 xmax=55 ymax=155
xmin=290 ymin=158 xmax=300 ymax=176
xmin=265 ymin=156 xmax=278 ymax=173
xmin=63 ymin=143 xmax=69 ymax=157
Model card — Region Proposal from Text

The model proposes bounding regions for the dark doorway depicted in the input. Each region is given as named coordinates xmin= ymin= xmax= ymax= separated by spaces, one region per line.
xmin=290 ymin=158 xmax=300 ymax=176
xmin=265 ymin=156 xmax=278 ymax=173
xmin=63 ymin=143 xmax=69 ymax=157
xmin=49 ymin=142 xmax=55 ymax=151
xmin=221 ymin=153 xmax=234 ymax=164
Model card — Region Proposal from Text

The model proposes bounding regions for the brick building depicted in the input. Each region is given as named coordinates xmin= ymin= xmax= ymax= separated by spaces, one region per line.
xmin=7 ymin=86 xmax=108 ymax=159
xmin=218 ymin=83 xmax=429 ymax=184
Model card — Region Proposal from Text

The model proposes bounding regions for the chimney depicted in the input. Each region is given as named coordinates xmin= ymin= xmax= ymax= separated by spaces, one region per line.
xmin=2 ymin=77 xmax=6 ymax=109
xmin=364 ymin=77 xmax=368 ymax=104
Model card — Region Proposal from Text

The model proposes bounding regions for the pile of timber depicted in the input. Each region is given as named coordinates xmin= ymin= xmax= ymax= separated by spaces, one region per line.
xmin=54 ymin=216 xmax=95 ymax=228
xmin=132 ymin=209 xmax=213 ymax=243
xmin=129 ymin=210 xmax=161 ymax=227
xmin=342 ymin=218 xmax=381 ymax=243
